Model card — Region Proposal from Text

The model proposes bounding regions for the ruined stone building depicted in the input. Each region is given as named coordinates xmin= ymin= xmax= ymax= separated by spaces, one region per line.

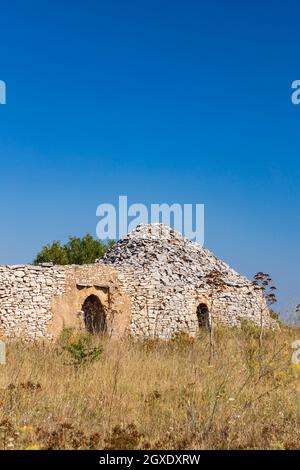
xmin=0 ymin=224 xmax=274 ymax=340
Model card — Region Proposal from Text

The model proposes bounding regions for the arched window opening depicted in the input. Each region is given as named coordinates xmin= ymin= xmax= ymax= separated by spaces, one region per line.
xmin=196 ymin=303 xmax=210 ymax=330
xmin=82 ymin=295 xmax=106 ymax=334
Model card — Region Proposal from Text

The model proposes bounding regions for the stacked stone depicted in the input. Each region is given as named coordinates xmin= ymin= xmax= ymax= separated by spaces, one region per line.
xmin=99 ymin=224 xmax=273 ymax=338
xmin=0 ymin=264 xmax=66 ymax=340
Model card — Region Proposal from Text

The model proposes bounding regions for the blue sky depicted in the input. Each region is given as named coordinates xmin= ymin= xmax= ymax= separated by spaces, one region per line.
xmin=0 ymin=0 xmax=299 ymax=314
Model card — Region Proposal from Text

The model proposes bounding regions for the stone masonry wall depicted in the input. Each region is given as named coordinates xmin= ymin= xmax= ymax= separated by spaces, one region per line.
xmin=0 ymin=264 xmax=66 ymax=340
xmin=0 ymin=264 xmax=131 ymax=340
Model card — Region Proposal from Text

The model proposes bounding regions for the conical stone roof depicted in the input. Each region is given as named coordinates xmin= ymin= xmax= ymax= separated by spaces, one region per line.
xmin=100 ymin=224 xmax=251 ymax=289
xmin=97 ymin=224 xmax=272 ymax=338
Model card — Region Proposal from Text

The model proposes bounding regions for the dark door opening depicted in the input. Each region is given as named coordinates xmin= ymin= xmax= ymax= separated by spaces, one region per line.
xmin=196 ymin=303 xmax=210 ymax=330
xmin=82 ymin=295 xmax=106 ymax=334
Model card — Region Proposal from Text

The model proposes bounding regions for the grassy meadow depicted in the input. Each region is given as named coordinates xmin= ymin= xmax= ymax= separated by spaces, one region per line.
xmin=0 ymin=324 xmax=300 ymax=450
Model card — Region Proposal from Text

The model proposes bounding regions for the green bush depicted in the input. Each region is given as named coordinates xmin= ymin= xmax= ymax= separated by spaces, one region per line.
xmin=33 ymin=234 xmax=115 ymax=265
xmin=60 ymin=328 xmax=103 ymax=366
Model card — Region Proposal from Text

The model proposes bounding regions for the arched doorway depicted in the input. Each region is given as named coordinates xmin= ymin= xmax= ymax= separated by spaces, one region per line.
xmin=196 ymin=303 xmax=210 ymax=330
xmin=82 ymin=295 xmax=106 ymax=334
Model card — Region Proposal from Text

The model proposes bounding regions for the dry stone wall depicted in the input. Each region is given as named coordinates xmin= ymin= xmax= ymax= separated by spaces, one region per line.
xmin=0 ymin=264 xmax=131 ymax=340
xmin=0 ymin=264 xmax=66 ymax=339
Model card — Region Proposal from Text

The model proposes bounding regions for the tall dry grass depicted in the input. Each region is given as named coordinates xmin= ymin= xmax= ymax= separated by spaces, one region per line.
xmin=0 ymin=323 xmax=300 ymax=450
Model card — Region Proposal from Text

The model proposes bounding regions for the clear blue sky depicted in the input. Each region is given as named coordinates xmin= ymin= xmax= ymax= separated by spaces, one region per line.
xmin=0 ymin=0 xmax=299 ymax=315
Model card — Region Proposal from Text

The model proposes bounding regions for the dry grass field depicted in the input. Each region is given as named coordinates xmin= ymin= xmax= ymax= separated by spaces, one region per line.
xmin=0 ymin=324 xmax=300 ymax=450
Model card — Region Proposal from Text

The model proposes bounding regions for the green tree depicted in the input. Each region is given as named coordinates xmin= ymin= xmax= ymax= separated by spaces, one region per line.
xmin=33 ymin=235 xmax=114 ymax=265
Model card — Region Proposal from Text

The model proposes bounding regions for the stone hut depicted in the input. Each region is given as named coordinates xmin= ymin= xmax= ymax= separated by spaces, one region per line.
xmin=99 ymin=224 xmax=274 ymax=338
xmin=0 ymin=224 xmax=274 ymax=340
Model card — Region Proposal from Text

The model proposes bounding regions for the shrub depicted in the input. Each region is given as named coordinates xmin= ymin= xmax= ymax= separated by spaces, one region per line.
xmin=33 ymin=235 xmax=115 ymax=265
